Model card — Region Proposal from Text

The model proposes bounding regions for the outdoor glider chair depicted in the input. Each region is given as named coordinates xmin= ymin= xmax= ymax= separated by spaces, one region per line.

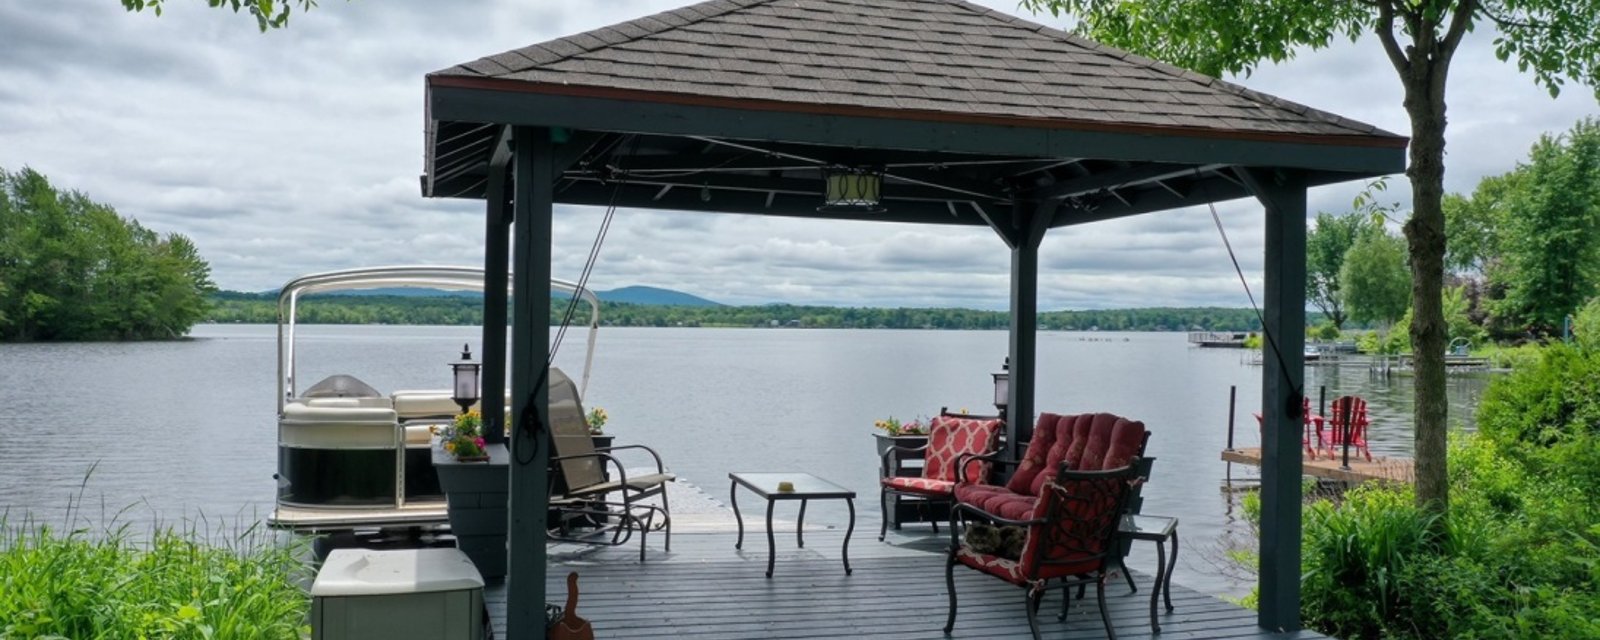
xmin=879 ymin=411 xmax=1004 ymax=541
xmin=545 ymin=368 xmax=674 ymax=561
xmin=944 ymin=462 xmax=1144 ymax=640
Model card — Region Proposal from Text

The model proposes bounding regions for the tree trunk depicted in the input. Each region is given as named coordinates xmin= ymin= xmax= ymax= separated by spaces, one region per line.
xmin=1402 ymin=63 xmax=1450 ymax=517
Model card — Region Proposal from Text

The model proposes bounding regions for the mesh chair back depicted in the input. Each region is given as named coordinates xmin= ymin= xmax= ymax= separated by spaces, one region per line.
xmin=548 ymin=367 xmax=606 ymax=491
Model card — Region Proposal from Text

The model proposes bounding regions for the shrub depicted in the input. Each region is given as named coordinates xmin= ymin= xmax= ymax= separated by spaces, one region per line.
xmin=1477 ymin=344 xmax=1600 ymax=449
xmin=1575 ymin=297 xmax=1600 ymax=352
xmin=0 ymin=518 xmax=311 ymax=639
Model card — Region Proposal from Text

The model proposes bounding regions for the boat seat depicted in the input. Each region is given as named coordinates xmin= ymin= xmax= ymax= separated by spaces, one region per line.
xmin=302 ymin=397 xmax=393 ymax=409
xmin=279 ymin=403 xmax=399 ymax=449
xmin=404 ymin=425 xmax=434 ymax=446
xmin=390 ymin=390 xmax=513 ymax=421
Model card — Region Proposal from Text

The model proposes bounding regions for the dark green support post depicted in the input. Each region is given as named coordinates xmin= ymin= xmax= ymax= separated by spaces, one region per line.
xmin=482 ymin=127 xmax=511 ymax=446
xmin=506 ymin=126 xmax=554 ymax=640
xmin=1002 ymin=201 xmax=1054 ymax=460
xmin=1245 ymin=168 xmax=1307 ymax=632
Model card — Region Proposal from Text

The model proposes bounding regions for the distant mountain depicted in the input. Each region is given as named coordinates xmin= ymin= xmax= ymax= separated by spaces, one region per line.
xmin=597 ymin=286 xmax=720 ymax=307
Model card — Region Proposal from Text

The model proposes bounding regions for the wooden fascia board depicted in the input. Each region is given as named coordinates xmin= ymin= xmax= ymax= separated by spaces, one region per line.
xmin=428 ymin=80 xmax=1407 ymax=177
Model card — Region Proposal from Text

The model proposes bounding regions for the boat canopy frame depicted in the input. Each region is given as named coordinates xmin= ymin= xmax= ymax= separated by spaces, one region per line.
xmin=275 ymin=265 xmax=601 ymax=413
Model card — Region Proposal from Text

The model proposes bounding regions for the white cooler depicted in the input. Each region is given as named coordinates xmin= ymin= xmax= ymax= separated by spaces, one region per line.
xmin=312 ymin=548 xmax=485 ymax=640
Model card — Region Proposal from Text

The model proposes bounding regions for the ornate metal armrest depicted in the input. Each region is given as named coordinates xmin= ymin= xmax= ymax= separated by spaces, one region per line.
xmin=879 ymin=443 xmax=931 ymax=478
xmin=955 ymin=451 xmax=1017 ymax=484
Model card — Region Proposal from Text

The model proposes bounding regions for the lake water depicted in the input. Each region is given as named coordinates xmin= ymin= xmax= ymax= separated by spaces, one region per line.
xmin=0 ymin=324 xmax=1489 ymax=598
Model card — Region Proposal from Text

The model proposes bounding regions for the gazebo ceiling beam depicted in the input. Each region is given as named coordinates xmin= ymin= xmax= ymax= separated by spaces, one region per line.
xmin=559 ymin=173 xmax=997 ymax=203
xmin=553 ymin=181 xmax=989 ymax=226
xmin=611 ymin=153 xmax=1052 ymax=175
xmin=1026 ymin=162 xmax=1226 ymax=200
xmin=1054 ymin=175 xmax=1254 ymax=226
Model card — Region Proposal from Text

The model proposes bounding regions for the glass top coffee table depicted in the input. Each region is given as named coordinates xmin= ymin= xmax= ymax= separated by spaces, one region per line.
xmin=728 ymin=472 xmax=856 ymax=578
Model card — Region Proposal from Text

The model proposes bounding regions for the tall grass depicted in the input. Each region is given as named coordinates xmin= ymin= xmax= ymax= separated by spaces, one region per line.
xmin=0 ymin=470 xmax=311 ymax=639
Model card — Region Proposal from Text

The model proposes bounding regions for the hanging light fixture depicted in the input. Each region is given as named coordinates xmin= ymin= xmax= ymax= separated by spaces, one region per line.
xmin=818 ymin=166 xmax=885 ymax=213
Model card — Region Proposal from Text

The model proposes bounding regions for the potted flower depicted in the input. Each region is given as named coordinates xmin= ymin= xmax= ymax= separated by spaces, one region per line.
xmin=585 ymin=406 xmax=614 ymax=452
xmin=433 ymin=409 xmax=489 ymax=462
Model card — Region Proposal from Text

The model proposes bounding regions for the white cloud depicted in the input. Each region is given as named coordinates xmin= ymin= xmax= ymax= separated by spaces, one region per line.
xmin=1 ymin=1 xmax=1594 ymax=308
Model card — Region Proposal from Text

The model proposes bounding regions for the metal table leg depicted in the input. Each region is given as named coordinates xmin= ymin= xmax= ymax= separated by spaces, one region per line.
xmin=1165 ymin=530 xmax=1178 ymax=612
xmin=1151 ymin=538 xmax=1166 ymax=632
xmin=765 ymin=499 xmax=777 ymax=578
xmin=797 ymin=499 xmax=807 ymax=548
xmin=731 ymin=480 xmax=744 ymax=550
xmin=843 ymin=498 xmax=855 ymax=576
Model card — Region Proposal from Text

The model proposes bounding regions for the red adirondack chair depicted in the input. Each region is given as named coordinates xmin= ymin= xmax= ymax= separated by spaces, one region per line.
xmin=1253 ymin=396 xmax=1320 ymax=460
xmin=1321 ymin=395 xmax=1371 ymax=462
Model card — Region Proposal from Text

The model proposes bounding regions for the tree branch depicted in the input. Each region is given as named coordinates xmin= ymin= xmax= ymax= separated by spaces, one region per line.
xmin=1375 ymin=0 xmax=1411 ymax=74
xmin=1438 ymin=0 xmax=1478 ymax=63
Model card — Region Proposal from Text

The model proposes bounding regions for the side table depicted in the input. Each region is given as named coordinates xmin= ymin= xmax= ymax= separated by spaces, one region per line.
xmin=729 ymin=471 xmax=856 ymax=578
xmin=1119 ymin=514 xmax=1178 ymax=632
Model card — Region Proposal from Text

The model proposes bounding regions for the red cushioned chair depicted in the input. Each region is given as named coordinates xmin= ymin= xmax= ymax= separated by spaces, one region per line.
xmin=1321 ymin=395 xmax=1371 ymax=462
xmin=944 ymin=462 xmax=1143 ymax=640
xmin=878 ymin=412 xmax=1003 ymax=541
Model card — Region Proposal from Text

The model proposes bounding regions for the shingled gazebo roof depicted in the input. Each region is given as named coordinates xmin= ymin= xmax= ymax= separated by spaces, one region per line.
xmin=435 ymin=0 xmax=1390 ymax=140
xmin=423 ymin=0 xmax=1405 ymax=224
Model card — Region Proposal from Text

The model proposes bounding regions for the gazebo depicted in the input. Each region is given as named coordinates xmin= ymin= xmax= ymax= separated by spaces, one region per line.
xmin=421 ymin=0 xmax=1406 ymax=637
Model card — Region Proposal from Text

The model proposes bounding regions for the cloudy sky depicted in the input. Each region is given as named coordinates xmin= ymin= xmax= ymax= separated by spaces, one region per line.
xmin=2 ymin=1 xmax=1596 ymax=310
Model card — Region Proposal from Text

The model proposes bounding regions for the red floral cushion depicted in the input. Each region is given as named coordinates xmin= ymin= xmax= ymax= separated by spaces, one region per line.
xmin=882 ymin=476 xmax=955 ymax=497
xmin=1076 ymin=413 xmax=1121 ymax=470
xmin=954 ymin=482 xmax=1011 ymax=507
xmin=1031 ymin=414 xmax=1088 ymax=495
xmin=923 ymin=415 xmax=1003 ymax=483
xmin=1059 ymin=413 xmax=1095 ymax=471
xmin=1004 ymin=413 xmax=1062 ymax=495
xmin=1101 ymin=418 xmax=1148 ymax=470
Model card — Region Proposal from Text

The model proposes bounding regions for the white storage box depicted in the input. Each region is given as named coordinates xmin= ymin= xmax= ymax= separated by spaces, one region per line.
xmin=312 ymin=548 xmax=485 ymax=640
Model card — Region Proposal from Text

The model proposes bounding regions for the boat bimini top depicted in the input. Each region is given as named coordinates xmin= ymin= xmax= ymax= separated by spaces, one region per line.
xmin=276 ymin=265 xmax=600 ymax=412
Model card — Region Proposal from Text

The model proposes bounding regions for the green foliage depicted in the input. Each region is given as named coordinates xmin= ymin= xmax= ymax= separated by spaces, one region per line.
xmin=1443 ymin=172 xmax=1521 ymax=277
xmin=1313 ymin=322 xmax=1341 ymax=341
xmin=0 ymin=518 xmax=311 ymax=638
xmin=1476 ymin=342 xmax=1545 ymax=369
xmin=1493 ymin=118 xmax=1600 ymax=334
xmin=1307 ymin=212 xmax=1371 ymax=330
xmin=1300 ymin=485 xmax=1440 ymax=637
xmin=119 ymin=0 xmax=328 ymax=31
xmin=0 ymin=167 xmax=216 ymax=341
xmin=1477 ymin=343 xmax=1600 ymax=448
xmin=1340 ymin=225 xmax=1411 ymax=326
xmin=1574 ymin=297 xmax=1600 ymax=351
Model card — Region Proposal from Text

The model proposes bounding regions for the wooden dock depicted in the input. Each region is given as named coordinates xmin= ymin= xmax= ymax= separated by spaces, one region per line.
xmin=1221 ymin=447 xmax=1414 ymax=484
xmin=489 ymin=528 xmax=1333 ymax=639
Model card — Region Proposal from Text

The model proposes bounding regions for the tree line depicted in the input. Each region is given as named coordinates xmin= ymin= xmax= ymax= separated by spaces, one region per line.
xmin=0 ymin=167 xmax=215 ymax=341
xmin=209 ymin=291 xmax=1280 ymax=332
xmin=1308 ymin=118 xmax=1600 ymax=351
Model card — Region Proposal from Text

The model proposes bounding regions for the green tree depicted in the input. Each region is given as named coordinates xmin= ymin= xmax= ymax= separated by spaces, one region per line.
xmin=1023 ymin=0 xmax=1600 ymax=515
xmin=1341 ymin=226 xmax=1412 ymax=326
xmin=1493 ymin=119 xmax=1600 ymax=334
xmin=1306 ymin=211 xmax=1370 ymax=330
xmin=118 ymin=0 xmax=332 ymax=31
xmin=0 ymin=167 xmax=215 ymax=341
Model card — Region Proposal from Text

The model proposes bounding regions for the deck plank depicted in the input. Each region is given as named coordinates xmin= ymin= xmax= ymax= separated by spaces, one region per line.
xmin=484 ymin=531 xmax=1329 ymax=639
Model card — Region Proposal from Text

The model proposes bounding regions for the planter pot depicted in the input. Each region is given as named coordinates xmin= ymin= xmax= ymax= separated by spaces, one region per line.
xmin=873 ymin=433 xmax=928 ymax=459
xmin=434 ymin=444 xmax=508 ymax=579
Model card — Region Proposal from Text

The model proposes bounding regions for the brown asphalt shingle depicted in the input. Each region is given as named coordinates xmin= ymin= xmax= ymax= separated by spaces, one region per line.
xmin=431 ymin=0 xmax=1397 ymax=140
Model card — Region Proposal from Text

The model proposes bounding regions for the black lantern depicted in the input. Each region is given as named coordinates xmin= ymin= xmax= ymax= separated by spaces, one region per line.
xmin=818 ymin=167 xmax=885 ymax=213
xmin=450 ymin=343 xmax=481 ymax=415
xmin=992 ymin=357 xmax=1010 ymax=420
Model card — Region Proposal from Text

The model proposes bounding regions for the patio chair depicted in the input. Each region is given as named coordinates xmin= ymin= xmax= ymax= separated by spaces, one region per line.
xmin=944 ymin=462 xmax=1143 ymax=640
xmin=1321 ymin=395 xmax=1372 ymax=462
xmin=1252 ymin=396 xmax=1321 ymax=459
xmin=879 ymin=411 xmax=1003 ymax=541
xmin=544 ymin=368 xmax=674 ymax=562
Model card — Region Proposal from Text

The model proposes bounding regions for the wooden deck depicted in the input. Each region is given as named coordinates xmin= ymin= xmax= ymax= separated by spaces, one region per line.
xmin=485 ymin=528 xmax=1330 ymax=639
xmin=1221 ymin=447 xmax=1414 ymax=484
